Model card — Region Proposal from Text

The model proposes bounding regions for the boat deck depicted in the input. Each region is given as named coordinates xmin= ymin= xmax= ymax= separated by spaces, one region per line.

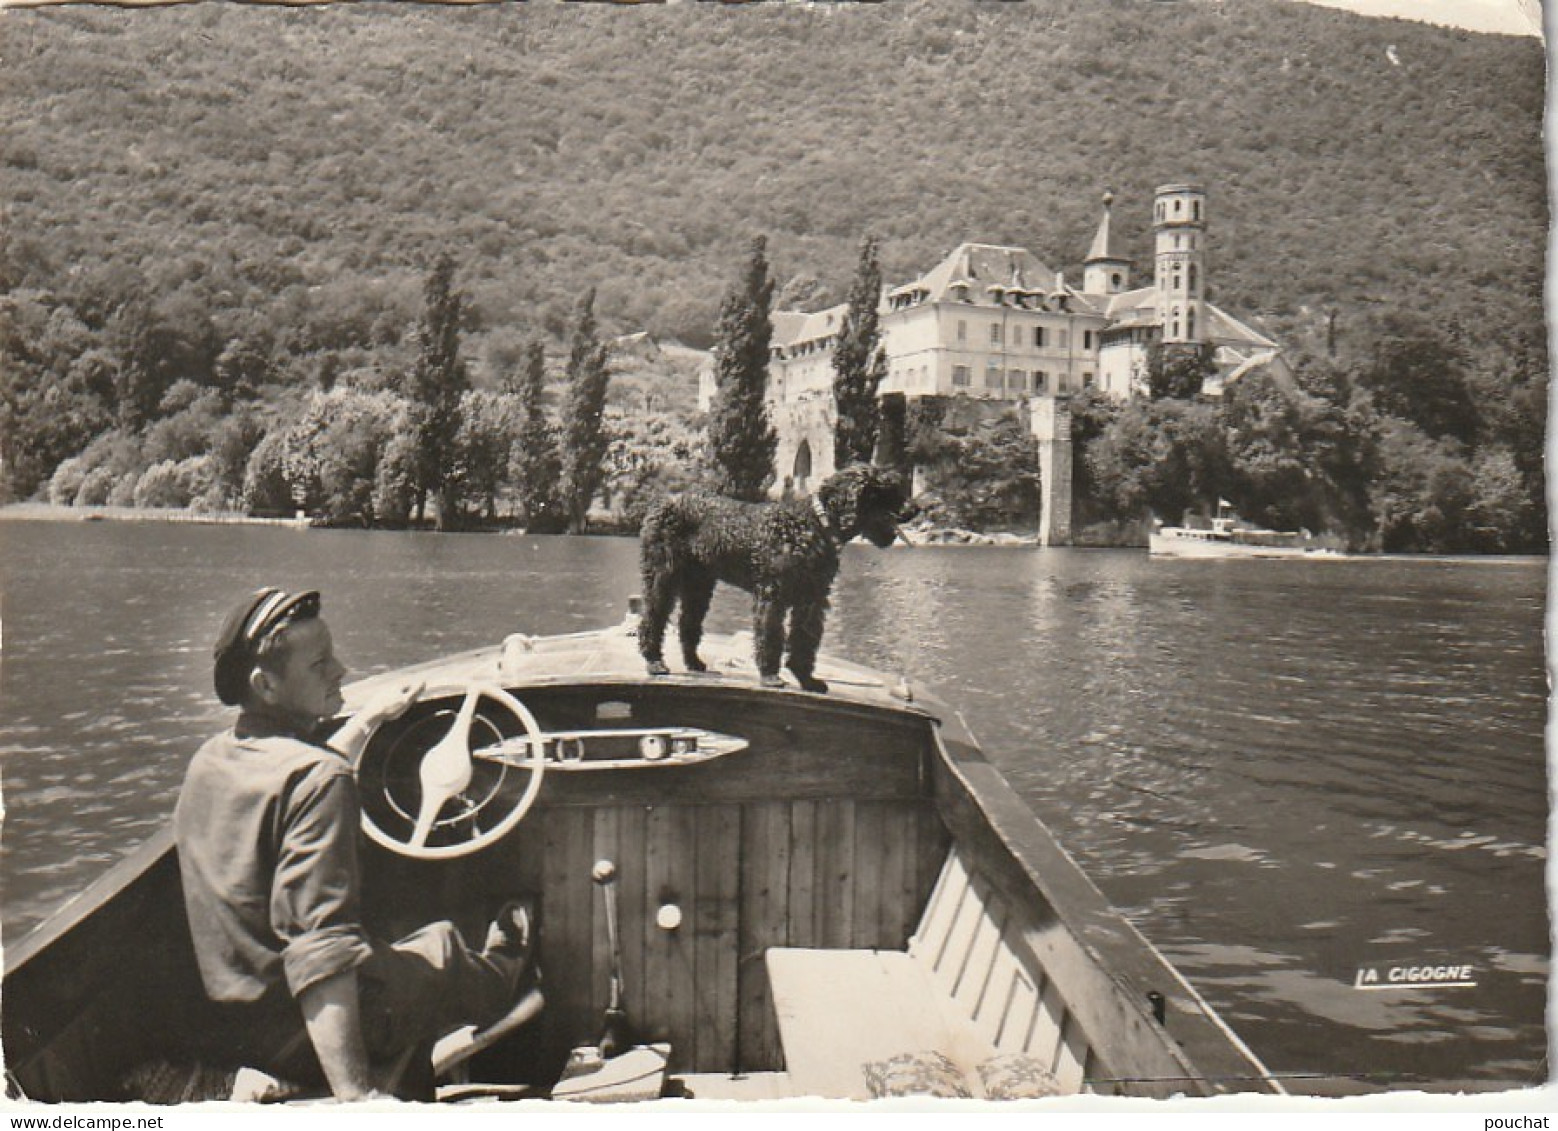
xmin=4 ymin=621 xmax=1283 ymax=1104
xmin=345 ymin=615 xmax=947 ymax=725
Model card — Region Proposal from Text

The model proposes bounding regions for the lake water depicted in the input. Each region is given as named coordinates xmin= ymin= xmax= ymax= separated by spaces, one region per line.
xmin=0 ymin=518 xmax=1548 ymax=1092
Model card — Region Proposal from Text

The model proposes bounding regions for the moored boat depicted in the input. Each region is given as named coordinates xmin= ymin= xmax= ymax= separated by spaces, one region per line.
xmin=1151 ymin=506 xmax=1344 ymax=560
xmin=2 ymin=610 xmax=1283 ymax=1103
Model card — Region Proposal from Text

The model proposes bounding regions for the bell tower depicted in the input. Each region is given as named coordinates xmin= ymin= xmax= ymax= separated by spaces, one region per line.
xmin=1153 ymin=183 xmax=1207 ymax=344
xmin=1083 ymin=191 xmax=1131 ymax=296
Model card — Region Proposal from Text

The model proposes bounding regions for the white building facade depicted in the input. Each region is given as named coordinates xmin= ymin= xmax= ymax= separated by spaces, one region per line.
xmin=699 ymin=184 xmax=1288 ymax=517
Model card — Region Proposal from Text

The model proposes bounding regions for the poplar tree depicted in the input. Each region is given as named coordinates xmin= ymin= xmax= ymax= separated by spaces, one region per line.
xmin=832 ymin=234 xmax=887 ymax=469
xmin=405 ymin=254 xmax=470 ymax=529
xmin=707 ymin=236 xmax=776 ymax=501
xmin=558 ymin=289 xmax=611 ymax=534
xmin=512 ymin=339 xmax=563 ymax=531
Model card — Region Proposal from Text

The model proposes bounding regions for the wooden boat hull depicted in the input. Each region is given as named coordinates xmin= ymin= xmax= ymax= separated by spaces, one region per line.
xmin=1151 ymin=529 xmax=1342 ymax=559
xmin=3 ymin=624 xmax=1280 ymax=1101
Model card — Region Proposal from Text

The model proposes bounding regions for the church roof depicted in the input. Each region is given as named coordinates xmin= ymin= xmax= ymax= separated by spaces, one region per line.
xmin=1101 ymin=285 xmax=1158 ymax=325
xmin=1086 ymin=198 xmax=1129 ymax=264
xmin=1205 ymin=305 xmax=1279 ymax=350
xmin=1098 ymin=285 xmax=1279 ymax=349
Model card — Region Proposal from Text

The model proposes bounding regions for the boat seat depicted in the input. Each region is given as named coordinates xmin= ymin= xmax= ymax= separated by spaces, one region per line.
xmin=764 ymin=849 xmax=1076 ymax=1101
xmin=766 ymin=947 xmax=1001 ymax=1100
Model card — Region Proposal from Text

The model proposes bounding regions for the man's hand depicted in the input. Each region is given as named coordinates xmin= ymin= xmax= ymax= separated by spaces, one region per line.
xmin=330 ymin=679 xmax=425 ymax=761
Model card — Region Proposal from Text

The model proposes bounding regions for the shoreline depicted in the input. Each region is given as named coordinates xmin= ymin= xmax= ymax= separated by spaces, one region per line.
xmin=1 ymin=503 xmax=1542 ymax=562
xmin=0 ymin=502 xmax=311 ymax=528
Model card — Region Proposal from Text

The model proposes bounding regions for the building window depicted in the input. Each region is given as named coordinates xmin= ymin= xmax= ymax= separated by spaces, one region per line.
xmin=952 ymin=365 xmax=971 ymax=387
xmin=1009 ymin=369 xmax=1027 ymax=392
xmin=1083 ymin=372 xmax=1094 ymax=388
xmin=990 ymin=322 xmax=1002 ymax=344
xmin=1193 ymin=199 xmax=1201 ymax=221
xmin=985 ymin=362 xmax=1002 ymax=389
xmin=1111 ymin=272 xmax=1122 ymax=289
xmin=1057 ymin=374 xmax=1069 ymax=393
xmin=957 ymin=320 xmax=967 ymax=342
xmin=1083 ymin=330 xmax=1093 ymax=350
xmin=1189 ymin=264 xmax=1198 ymax=294
xmin=1174 ymin=199 xmax=1182 ymax=215
xmin=1187 ymin=309 xmax=1196 ymax=339
xmin=1035 ymin=326 xmax=1047 ymax=348
xmin=1057 ymin=330 xmax=1068 ymax=350
xmin=1035 ymin=371 xmax=1048 ymax=393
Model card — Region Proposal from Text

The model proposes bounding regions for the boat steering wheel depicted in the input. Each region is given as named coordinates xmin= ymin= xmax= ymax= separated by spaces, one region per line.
xmin=357 ymin=684 xmax=547 ymax=860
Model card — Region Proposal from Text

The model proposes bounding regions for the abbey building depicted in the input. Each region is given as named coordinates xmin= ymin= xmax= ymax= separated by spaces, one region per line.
xmin=701 ymin=184 xmax=1287 ymax=542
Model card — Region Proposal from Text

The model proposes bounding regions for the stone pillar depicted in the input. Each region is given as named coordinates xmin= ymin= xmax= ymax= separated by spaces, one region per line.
xmin=1030 ymin=395 xmax=1073 ymax=547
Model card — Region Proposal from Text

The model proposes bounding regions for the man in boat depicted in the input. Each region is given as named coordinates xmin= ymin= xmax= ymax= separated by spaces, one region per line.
xmin=174 ymin=587 xmax=534 ymax=1101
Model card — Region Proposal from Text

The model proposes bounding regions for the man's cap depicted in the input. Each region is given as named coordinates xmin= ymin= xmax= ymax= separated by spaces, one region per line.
xmin=212 ymin=587 xmax=322 ymax=706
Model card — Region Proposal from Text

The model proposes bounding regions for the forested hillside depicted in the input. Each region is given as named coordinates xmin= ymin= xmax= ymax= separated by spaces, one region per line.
xmin=0 ymin=0 xmax=1546 ymax=543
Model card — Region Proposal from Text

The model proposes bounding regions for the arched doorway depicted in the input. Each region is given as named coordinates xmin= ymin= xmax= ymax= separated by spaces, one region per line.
xmin=792 ymin=440 xmax=813 ymax=494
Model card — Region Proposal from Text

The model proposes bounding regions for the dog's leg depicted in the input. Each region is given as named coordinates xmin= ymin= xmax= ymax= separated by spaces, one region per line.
xmin=677 ymin=571 xmax=715 ymax=673
xmin=753 ymin=591 xmax=787 ymax=689
xmin=639 ymin=562 xmax=679 ymax=678
xmin=785 ymin=600 xmax=830 ymax=694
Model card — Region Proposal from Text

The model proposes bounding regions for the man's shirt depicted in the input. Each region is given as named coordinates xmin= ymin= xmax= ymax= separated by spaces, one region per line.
xmin=174 ymin=711 xmax=372 ymax=1003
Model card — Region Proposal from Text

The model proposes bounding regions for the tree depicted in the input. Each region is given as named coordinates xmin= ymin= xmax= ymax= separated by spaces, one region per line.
xmin=1252 ymin=356 xmax=1389 ymax=548
xmin=1466 ymin=446 xmax=1538 ymax=553
xmin=602 ymin=407 xmax=710 ymax=532
xmin=1359 ymin=314 xmax=1476 ymax=444
xmin=105 ymin=295 xmax=220 ymax=430
xmin=511 ymin=340 xmax=564 ymax=532
xmin=1370 ymin=420 xmax=1476 ymax=553
xmin=134 ymin=457 xmax=209 ymax=510
xmin=372 ymin=430 xmax=419 ymax=529
xmin=1146 ymin=341 xmax=1217 ymax=401
xmin=214 ymin=335 xmax=272 ymax=399
xmin=707 ymin=236 xmax=777 ymax=501
xmin=1067 ymin=388 xmax=1121 ymax=524
xmin=914 ymin=410 xmax=1042 ymax=530
xmin=0 ymin=292 xmax=115 ymax=497
xmin=558 ymin=288 xmax=611 ymax=534
xmin=403 ymin=255 xmax=470 ymax=530
xmin=264 ymin=389 xmax=411 ymax=526
xmin=452 ymin=389 xmax=520 ymax=522
xmin=1221 ymin=369 xmax=1325 ymax=532
xmin=832 ymin=235 xmax=887 ymax=469
xmin=1086 ymin=398 xmax=1230 ymax=523
xmin=208 ymin=406 xmax=268 ymax=510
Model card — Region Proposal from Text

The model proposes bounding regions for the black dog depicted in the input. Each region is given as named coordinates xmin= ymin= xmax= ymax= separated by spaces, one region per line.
xmin=637 ymin=463 xmax=912 ymax=693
